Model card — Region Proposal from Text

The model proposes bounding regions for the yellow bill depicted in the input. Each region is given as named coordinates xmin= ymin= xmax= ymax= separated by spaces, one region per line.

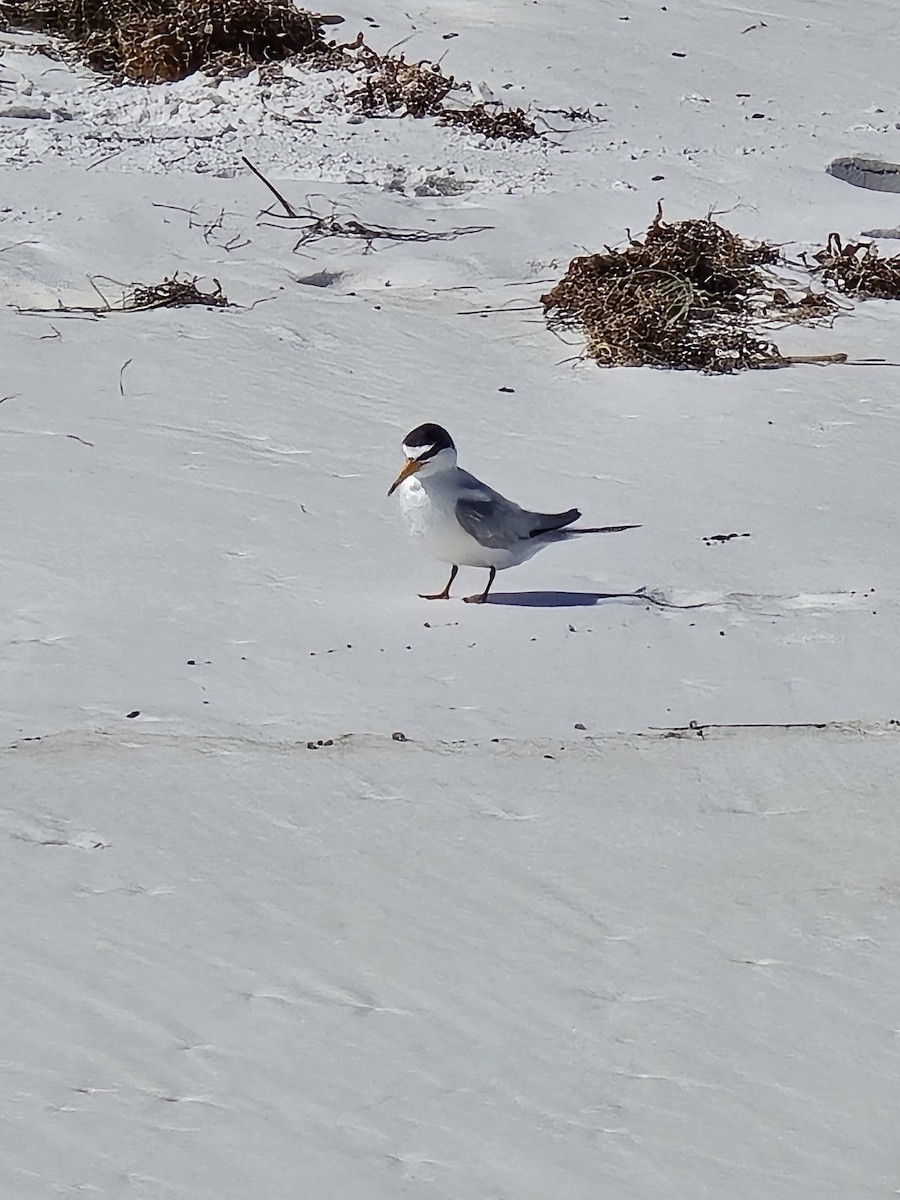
xmin=387 ymin=458 xmax=423 ymax=496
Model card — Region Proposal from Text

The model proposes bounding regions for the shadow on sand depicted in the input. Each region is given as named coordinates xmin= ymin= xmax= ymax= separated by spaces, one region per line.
xmin=485 ymin=589 xmax=706 ymax=610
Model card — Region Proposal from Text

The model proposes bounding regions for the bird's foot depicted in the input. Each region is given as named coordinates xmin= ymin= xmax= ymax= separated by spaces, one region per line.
xmin=419 ymin=565 xmax=458 ymax=601
xmin=463 ymin=566 xmax=496 ymax=605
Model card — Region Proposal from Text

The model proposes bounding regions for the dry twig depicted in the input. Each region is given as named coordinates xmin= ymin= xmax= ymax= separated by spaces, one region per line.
xmin=242 ymin=162 xmax=492 ymax=249
xmin=16 ymin=273 xmax=228 ymax=315
xmin=278 ymin=206 xmax=492 ymax=251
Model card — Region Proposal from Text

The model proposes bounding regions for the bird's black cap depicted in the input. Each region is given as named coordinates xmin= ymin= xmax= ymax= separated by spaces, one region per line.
xmin=402 ymin=423 xmax=455 ymax=460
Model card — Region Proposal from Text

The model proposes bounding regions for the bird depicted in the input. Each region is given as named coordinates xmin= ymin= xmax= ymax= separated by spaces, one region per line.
xmin=387 ymin=422 xmax=640 ymax=603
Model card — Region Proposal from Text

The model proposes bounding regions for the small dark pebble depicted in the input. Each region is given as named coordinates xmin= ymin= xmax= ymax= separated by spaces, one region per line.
xmin=574 ymin=722 xmax=586 ymax=730
xmin=126 ymin=710 xmax=140 ymax=719
xmin=719 ymin=630 xmax=725 ymax=636
xmin=424 ymin=622 xmax=431 ymax=628
xmin=672 ymin=50 xmax=686 ymax=57
xmin=392 ymin=731 xmax=409 ymax=742
xmin=652 ymin=174 xmax=664 ymax=181
xmin=187 ymin=659 xmax=196 ymax=666
xmin=498 ymin=386 xmax=515 ymax=393
xmin=442 ymin=31 xmax=458 ymax=38
xmin=568 ymin=624 xmax=576 ymax=632
xmin=751 ymin=112 xmax=766 ymax=119
xmin=491 ymin=737 xmax=500 ymax=743
xmin=544 ymin=754 xmax=554 ymax=759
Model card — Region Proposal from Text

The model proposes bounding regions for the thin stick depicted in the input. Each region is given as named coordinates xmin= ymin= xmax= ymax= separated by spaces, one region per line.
xmin=87 ymin=275 xmax=112 ymax=310
xmin=119 ymin=358 xmax=132 ymax=396
xmin=241 ymin=156 xmax=298 ymax=218
xmin=0 ymin=240 xmax=39 ymax=254
xmin=458 ymin=304 xmax=542 ymax=316
xmin=782 ymin=352 xmax=847 ymax=365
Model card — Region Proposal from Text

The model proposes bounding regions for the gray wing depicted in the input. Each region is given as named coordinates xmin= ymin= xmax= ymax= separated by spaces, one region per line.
xmin=526 ymin=508 xmax=581 ymax=536
xmin=455 ymin=495 xmax=529 ymax=549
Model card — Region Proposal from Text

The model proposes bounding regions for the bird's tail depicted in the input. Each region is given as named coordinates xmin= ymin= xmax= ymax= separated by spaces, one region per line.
xmin=564 ymin=524 xmax=641 ymax=536
xmin=528 ymin=508 xmax=581 ymax=536
xmin=533 ymin=520 xmax=641 ymax=542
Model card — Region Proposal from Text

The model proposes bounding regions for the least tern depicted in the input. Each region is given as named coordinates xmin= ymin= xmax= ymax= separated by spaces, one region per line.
xmin=388 ymin=423 xmax=640 ymax=603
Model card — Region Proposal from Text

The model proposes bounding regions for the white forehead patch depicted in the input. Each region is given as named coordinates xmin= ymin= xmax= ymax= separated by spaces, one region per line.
xmin=403 ymin=442 xmax=433 ymax=460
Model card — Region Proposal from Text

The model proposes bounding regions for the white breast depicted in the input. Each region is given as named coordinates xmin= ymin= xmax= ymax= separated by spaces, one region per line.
xmin=397 ymin=474 xmax=523 ymax=569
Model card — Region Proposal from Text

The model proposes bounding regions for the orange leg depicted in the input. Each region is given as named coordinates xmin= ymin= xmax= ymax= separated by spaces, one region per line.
xmin=420 ymin=564 xmax=458 ymax=600
xmin=463 ymin=567 xmax=497 ymax=604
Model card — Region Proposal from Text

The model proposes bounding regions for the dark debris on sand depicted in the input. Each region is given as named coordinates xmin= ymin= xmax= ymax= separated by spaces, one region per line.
xmin=0 ymin=1 xmax=540 ymax=138
xmin=541 ymin=205 xmax=849 ymax=373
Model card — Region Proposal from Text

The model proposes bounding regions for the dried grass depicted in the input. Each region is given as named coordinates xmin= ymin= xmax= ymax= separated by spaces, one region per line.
xmin=0 ymin=3 xmax=540 ymax=137
xmin=808 ymin=233 xmax=900 ymax=300
xmin=16 ymin=273 xmax=228 ymax=314
xmin=541 ymin=206 xmax=788 ymax=372
xmin=540 ymin=208 xmax=866 ymax=372
xmin=0 ymin=0 xmax=332 ymax=81
xmin=438 ymin=102 xmax=536 ymax=142
xmin=348 ymin=48 xmax=454 ymax=118
xmin=345 ymin=45 xmax=538 ymax=141
xmin=122 ymin=274 xmax=228 ymax=309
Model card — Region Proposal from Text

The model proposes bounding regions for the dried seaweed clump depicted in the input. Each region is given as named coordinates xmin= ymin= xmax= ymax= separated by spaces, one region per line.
xmin=15 ymin=272 xmax=228 ymax=315
xmin=541 ymin=206 xmax=785 ymax=372
xmin=809 ymin=233 xmax=900 ymax=300
xmin=123 ymin=274 xmax=228 ymax=309
xmin=345 ymin=43 xmax=537 ymax=141
xmin=0 ymin=0 xmax=333 ymax=81
xmin=438 ymin=102 xmax=536 ymax=142
xmin=348 ymin=49 xmax=454 ymax=117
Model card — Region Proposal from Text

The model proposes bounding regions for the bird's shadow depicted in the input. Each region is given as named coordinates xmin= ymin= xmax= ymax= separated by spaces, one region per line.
xmin=485 ymin=588 xmax=706 ymax=610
